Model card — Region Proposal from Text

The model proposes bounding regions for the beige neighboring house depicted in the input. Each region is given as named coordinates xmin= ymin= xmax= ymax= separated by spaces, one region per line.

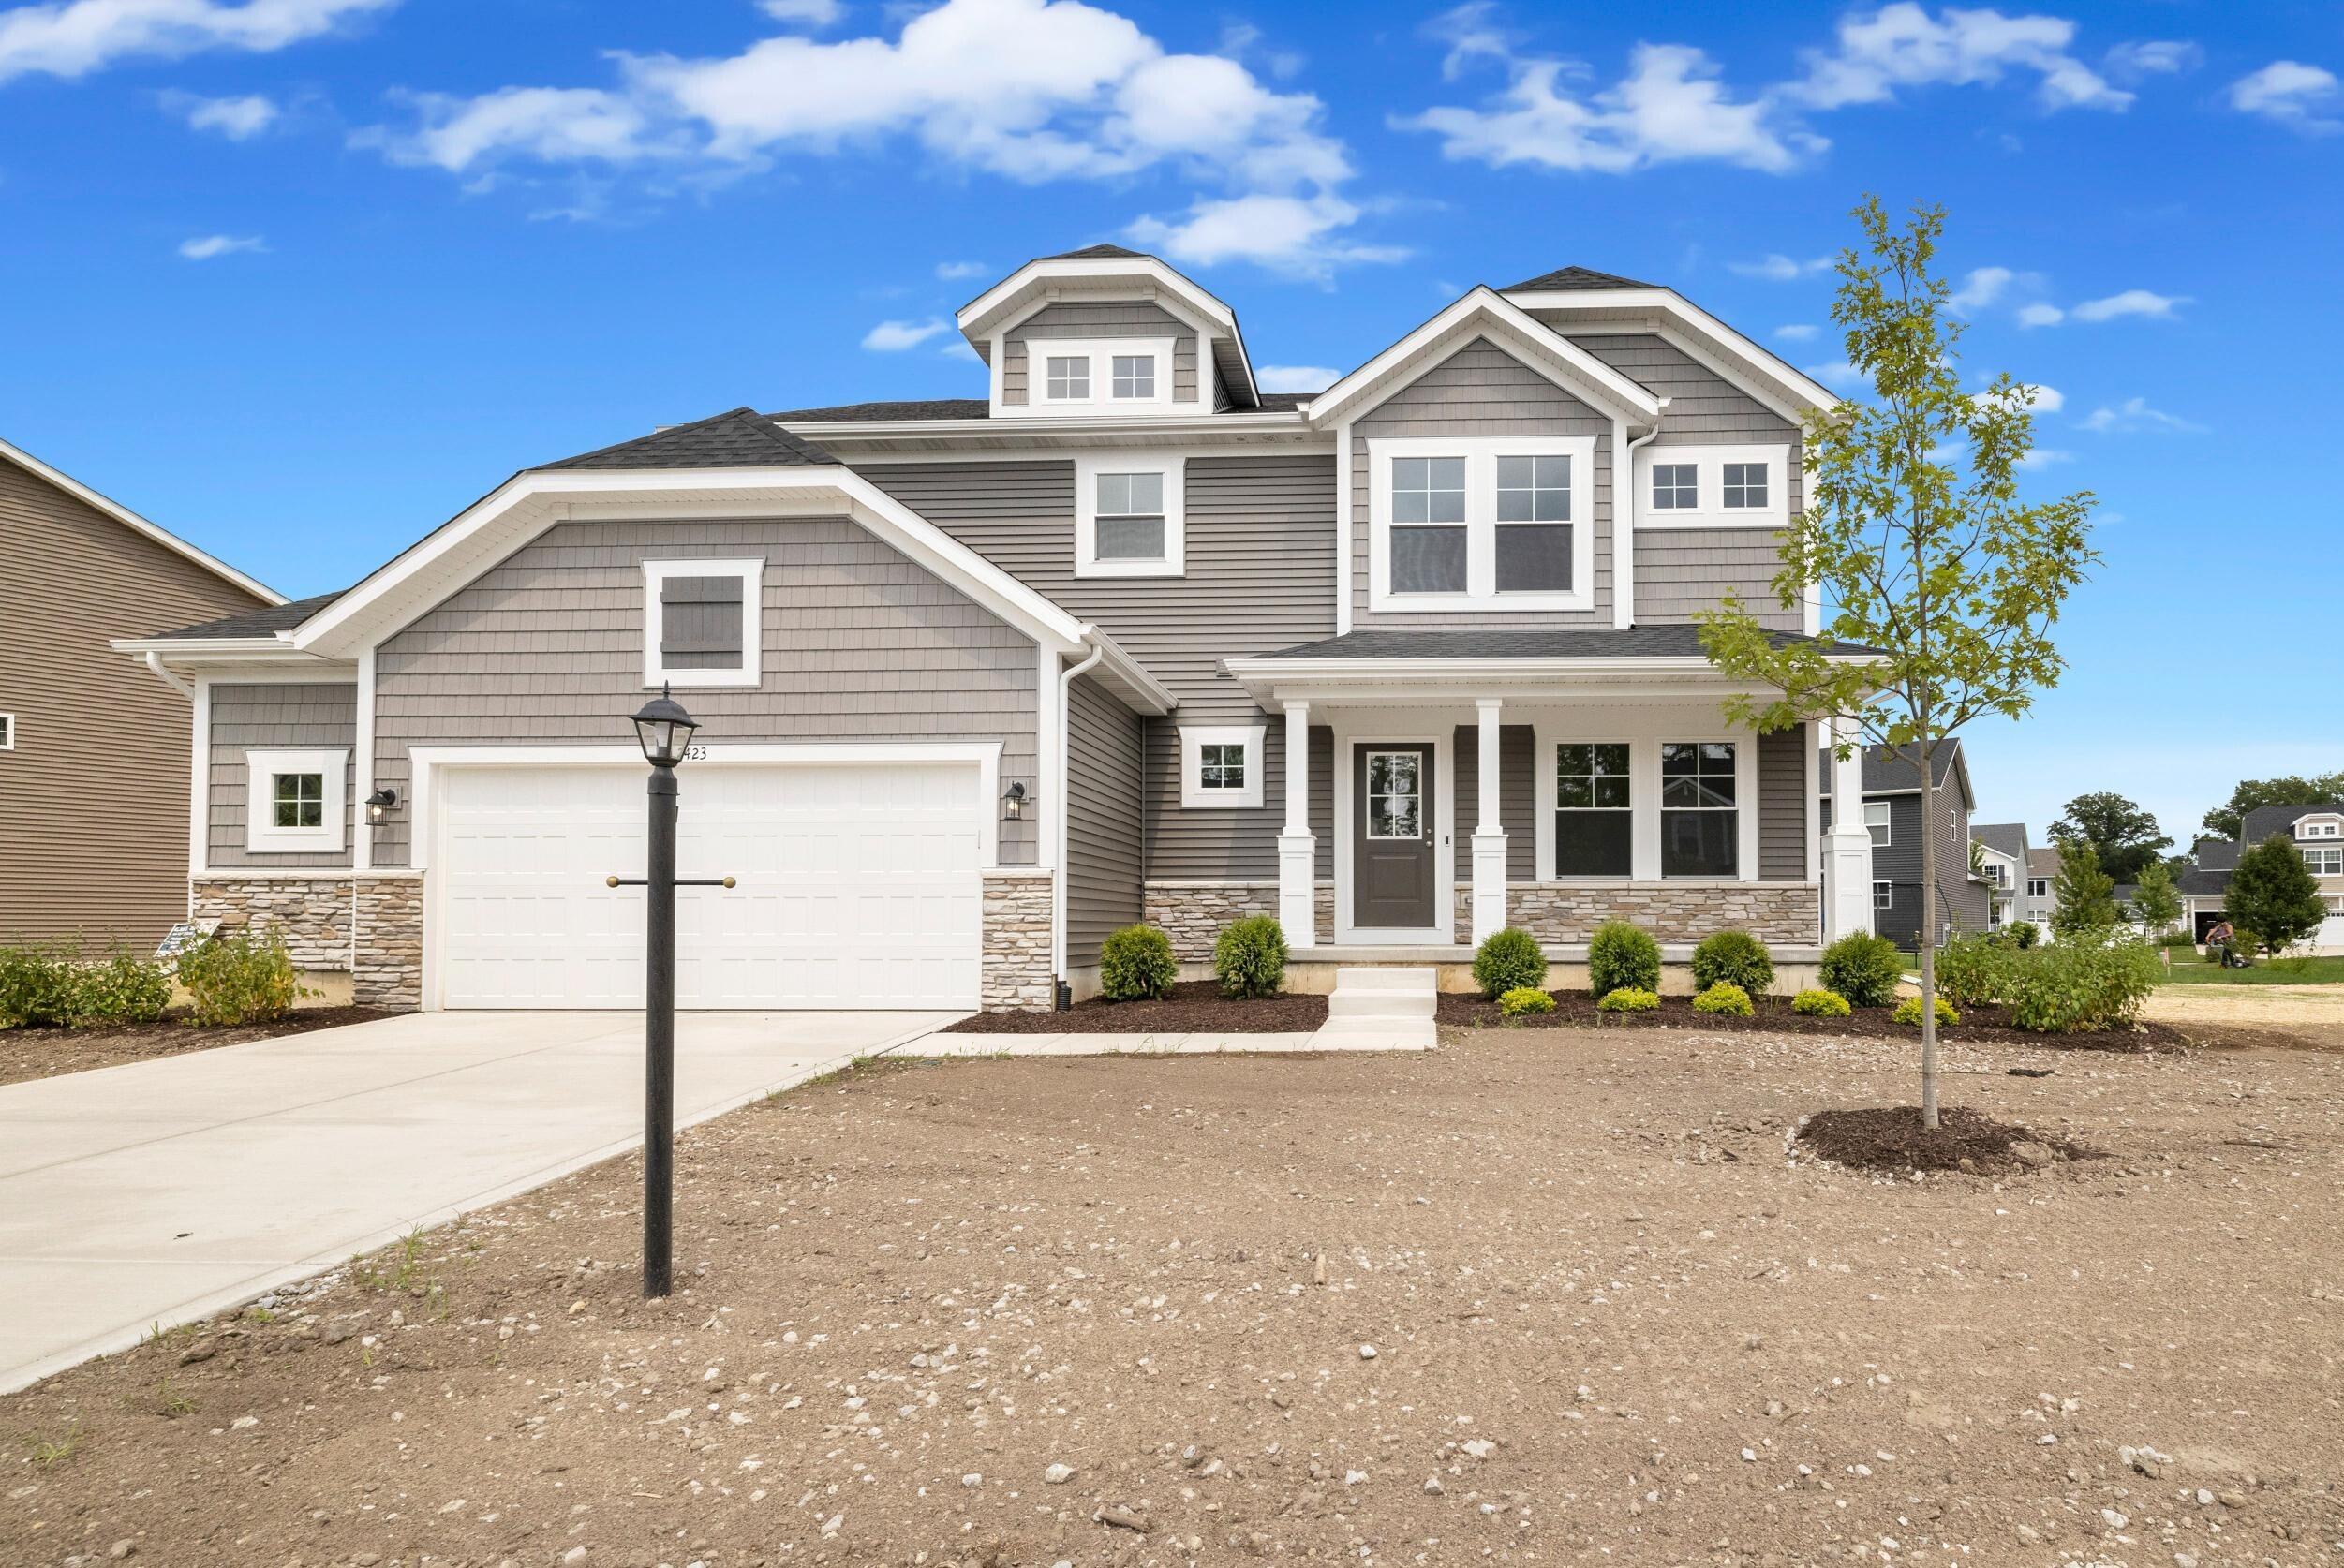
xmin=0 ymin=436 xmax=280 ymax=949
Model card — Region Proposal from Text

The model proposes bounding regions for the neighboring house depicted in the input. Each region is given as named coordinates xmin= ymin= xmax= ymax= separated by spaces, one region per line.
xmin=1819 ymin=740 xmax=1990 ymax=949
xmin=1969 ymin=821 xmax=2029 ymax=931
xmin=2024 ymin=845 xmax=2061 ymax=931
xmin=2177 ymin=806 xmax=2344 ymax=952
xmin=1 ymin=436 xmax=280 ymax=949
xmin=122 ymin=245 xmax=1873 ymax=1013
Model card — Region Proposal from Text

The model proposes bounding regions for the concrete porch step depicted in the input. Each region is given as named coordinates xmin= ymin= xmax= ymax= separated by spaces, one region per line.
xmin=1326 ymin=966 xmax=1438 ymax=1021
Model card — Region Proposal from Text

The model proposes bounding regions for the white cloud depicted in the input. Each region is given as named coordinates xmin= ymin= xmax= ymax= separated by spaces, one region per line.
xmin=1788 ymin=3 xmax=2129 ymax=111
xmin=165 ymin=89 xmax=277 ymax=137
xmin=2079 ymin=395 xmax=2205 ymax=434
xmin=2229 ymin=60 xmax=2341 ymax=132
xmin=934 ymin=259 xmax=989 ymax=280
xmin=1256 ymin=363 xmax=1338 ymax=393
xmin=1773 ymin=323 xmax=1819 ymax=341
xmin=0 ymin=0 xmax=392 ymax=84
xmin=364 ymin=85 xmax=673 ymax=169
xmin=2016 ymin=447 xmax=2071 ymax=467
xmin=861 ymin=317 xmax=949 ymax=351
xmin=1804 ymin=360 xmax=1865 ymax=392
xmin=177 ymin=232 xmax=264 ymax=259
xmin=2016 ymin=302 xmax=2064 ymax=328
xmin=1728 ymin=252 xmax=1830 ymax=281
xmin=1425 ymin=2 xmax=1517 ymax=81
xmin=1125 ymin=191 xmax=1405 ymax=279
xmin=2069 ymin=288 xmax=2186 ymax=322
xmin=1948 ymin=264 xmax=2013 ymax=310
xmin=2104 ymin=39 xmax=2199 ymax=80
xmin=757 ymin=0 xmax=841 ymax=24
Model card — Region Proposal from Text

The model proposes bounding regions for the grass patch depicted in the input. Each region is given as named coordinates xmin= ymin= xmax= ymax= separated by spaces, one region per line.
xmin=2159 ymin=944 xmax=2344 ymax=986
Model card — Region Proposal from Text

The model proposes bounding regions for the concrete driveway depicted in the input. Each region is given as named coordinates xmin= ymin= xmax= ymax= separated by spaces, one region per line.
xmin=0 ymin=1009 xmax=952 ymax=1393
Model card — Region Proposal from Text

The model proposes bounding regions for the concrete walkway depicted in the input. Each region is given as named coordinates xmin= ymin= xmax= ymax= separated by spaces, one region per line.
xmin=0 ymin=1008 xmax=951 ymax=1393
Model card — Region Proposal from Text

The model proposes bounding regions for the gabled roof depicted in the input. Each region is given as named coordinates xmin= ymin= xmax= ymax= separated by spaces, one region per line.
xmin=1506 ymin=264 xmax=1656 ymax=291
xmin=149 ymin=590 xmax=344 ymax=640
xmin=1047 ymin=243 xmax=1148 ymax=260
xmin=2026 ymin=846 xmax=2062 ymax=878
xmin=2240 ymin=802 xmax=2344 ymax=842
xmin=1818 ymin=739 xmax=1973 ymax=811
xmin=1972 ymin=822 xmax=2029 ymax=863
xmin=542 ymin=407 xmax=832 ymax=469
xmin=956 ymin=246 xmax=1260 ymax=408
xmin=1499 ymin=275 xmax=1840 ymax=422
xmin=0 ymin=434 xmax=282 ymax=605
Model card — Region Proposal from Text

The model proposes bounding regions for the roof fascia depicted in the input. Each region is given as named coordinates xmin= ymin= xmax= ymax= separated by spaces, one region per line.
xmin=0 ymin=436 xmax=284 ymax=604
xmin=1078 ymin=624 xmax=1177 ymax=717
xmin=778 ymin=412 xmax=1314 ymax=444
xmin=1506 ymin=287 xmax=1840 ymax=413
xmin=956 ymin=256 xmax=1258 ymax=406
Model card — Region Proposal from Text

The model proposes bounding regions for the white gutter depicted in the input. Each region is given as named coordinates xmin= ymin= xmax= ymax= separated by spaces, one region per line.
xmin=1618 ymin=419 xmax=1664 ymax=631
xmin=1052 ymin=630 xmax=1110 ymax=997
xmin=143 ymin=650 xmax=196 ymax=698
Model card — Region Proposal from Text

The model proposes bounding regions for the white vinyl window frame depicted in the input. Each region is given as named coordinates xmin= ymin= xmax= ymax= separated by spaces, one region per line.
xmin=643 ymin=557 xmax=764 ymax=689
xmin=1025 ymin=336 xmax=1177 ymax=415
xmin=2296 ymin=817 xmax=2342 ymax=840
xmin=1863 ymin=800 xmax=1892 ymax=848
xmin=1531 ymin=722 xmax=1759 ymax=885
xmin=1074 ymin=452 xmax=1185 ymax=579
xmin=1178 ymin=724 xmax=1265 ymax=810
xmin=1874 ymin=880 xmax=1893 ymax=910
xmin=0 ymin=713 xmax=12 ymax=750
xmin=2305 ymin=846 xmax=2344 ymax=877
xmin=1366 ymin=435 xmax=1598 ymax=613
xmin=1631 ymin=442 xmax=1791 ymax=529
xmin=245 ymin=747 xmax=349 ymax=853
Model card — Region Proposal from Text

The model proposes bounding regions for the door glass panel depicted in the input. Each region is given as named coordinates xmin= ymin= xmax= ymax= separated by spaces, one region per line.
xmin=1366 ymin=751 xmax=1422 ymax=839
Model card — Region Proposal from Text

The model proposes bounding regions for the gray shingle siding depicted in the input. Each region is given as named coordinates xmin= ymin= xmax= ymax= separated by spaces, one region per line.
xmin=368 ymin=516 xmax=1041 ymax=868
xmin=1002 ymin=300 xmax=1198 ymax=407
xmin=1064 ymin=671 xmax=1144 ymax=967
xmin=207 ymin=682 xmax=358 ymax=869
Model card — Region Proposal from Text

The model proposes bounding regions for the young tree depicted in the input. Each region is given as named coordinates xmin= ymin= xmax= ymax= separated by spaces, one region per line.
xmin=2050 ymin=837 xmax=2119 ymax=937
xmin=1700 ymin=197 xmax=2098 ymax=1129
xmin=2202 ymin=774 xmax=2344 ymax=839
xmin=2049 ymin=791 xmax=2171 ymax=882
xmin=2129 ymin=860 xmax=2183 ymax=936
xmin=2225 ymin=835 xmax=2327 ymax=954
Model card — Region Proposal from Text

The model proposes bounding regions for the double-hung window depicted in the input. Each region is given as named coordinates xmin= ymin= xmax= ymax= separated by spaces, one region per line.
xmin=2306 ymin=846 xmax=2344 ymax=876
xmin=1493 ymin=455 xmax=1573 ymax=592
xmin=1554 ymin=743 xmax=1631 ymax=878
xmin=2028 ymin=877 xmax=2048 ymax=899
xmin=1076 ymin=454 xmax=1184 ymax=577
xmin=245 ymin=747 xmax=348 ymax=853
xmin=1874 ymin=880 xmax=1894 ymax=910
xmin=644 ymin=559 xmax=763 ymax=688
xmin=1660 ymin=742 xmax=1738 ymax=878
xmin=1370 ymin=436 xmax=1596 ymax=610
xmin=1863 ymin=800 xmax=1892 ymax=848
xmin=1389 ymin=456 xmax=1467 ymax=594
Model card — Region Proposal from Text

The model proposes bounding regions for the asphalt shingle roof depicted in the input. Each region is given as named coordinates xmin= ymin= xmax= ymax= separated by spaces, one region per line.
xmin=540 ymin=407 xmax=833 ymax=470
xmin=1254 ymin=627 xmax=1867 ymax=660
xmin=150 ymin=590 xmax=344 ymax=640
xmin=1972 ymin=822 xmax=2029 ymax=862
xmin=1046 ymin=243 xmax=1153 ymax=261
xmin=2238 ymin=803 xmax=2344 ymax=843
xmin=1504 ymin=264 xmax=1655 ymax=292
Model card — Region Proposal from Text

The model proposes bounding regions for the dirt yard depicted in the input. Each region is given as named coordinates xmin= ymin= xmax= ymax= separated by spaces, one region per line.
xmin=7 ymin=1024 xmax=2343 ymax=1567
xmin=0 ymin=1007 xmax=394 ymax=1087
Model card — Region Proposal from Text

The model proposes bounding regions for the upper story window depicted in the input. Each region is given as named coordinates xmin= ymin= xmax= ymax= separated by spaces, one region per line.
xmin=1863 ymin=800 xmax=1892 ymax=847
xmin=2298 ymin=817 xmax=2341 ymax=840
xmin=1367 ymin=436 xmax=1596 ymax=613
xmin=1982 ymin=861 xmax=2007 ymax=886
xmin=245 ymin=747 xmax=348 ymax=854
xmin=1019 ymin=336 xmax=1176 ymax=415
xmin=2305 ymin=846 xmax=2344 ymax=876
xmin=2028 ymin=877 xmax=2048 ymax=899
xmin=1112 ymin=354 xmax=1155 ymax=399
xmin=1075 ymin=454 xmax=1185 ymax=578
xmin=1046 ymin=356 xmax=1090 ymax=400
xmin=1634 ymin=444 xmax=1790 ymax=528
xmin=643 ymin=558 xmax=764 ymax=688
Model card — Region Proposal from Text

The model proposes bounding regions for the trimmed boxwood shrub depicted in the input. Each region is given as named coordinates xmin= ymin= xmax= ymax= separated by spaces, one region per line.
xmin=1212 ymin=914 xmax=1288 ymax=999
xmin=1472 ymin=927 xmax=1548 ymax=998
xmin=1691 ymin=981 xmax=1754 ymax=1016
xmin=1791 ymin=987 xmax=1851 ymax=1017
xmin=1098 ymin=924 xmax=1178 ymax=1002
xmin=1820 ymin=931 xmax=1906 ymax=1008
xmin=1595 ymin=985 xmax=1660 ymax=1013
xmin=1892 ymin=994 xmax=1960 ymax=1028
xmin=1497 ymin=986 xmax=1555 ymax=1018
xmin=1588 ymin=921 xmax=1661 ymax=998
xmin=1691 ymin=930 xmax=1774 ymax=996
xmin=178 ymin=928 xmax=303 ymax=1027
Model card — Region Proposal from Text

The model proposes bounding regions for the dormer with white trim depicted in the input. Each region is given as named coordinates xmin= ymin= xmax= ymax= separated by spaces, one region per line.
xmin=955 ymin=244 xmax=1261 ymax=420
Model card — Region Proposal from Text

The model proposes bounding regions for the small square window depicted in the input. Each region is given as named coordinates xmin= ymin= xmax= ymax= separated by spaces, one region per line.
xmin=1723 ymin=462 xmax=1770 ymax=508
xmin=1111 ymin=354 xmax=1155 ymax=399
xmin=244 ymin=747 xmax=348 ymax=853
xmin=1199 ymin=743 xmax=1246 ymax=791
xmin=1652 ymin=463 xmax=1698 ymax=510
xmin=1179 ymin=726 xmax=1265 ymax=809
xmin=1046 ymin=355 xmax=1090 ymax=400
xmin=273 ymin=773 xmax=324 ymax=830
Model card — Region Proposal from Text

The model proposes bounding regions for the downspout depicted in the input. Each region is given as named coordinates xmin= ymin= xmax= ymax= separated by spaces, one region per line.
xmin=1054 ymin=629 xmax=1108 ymax=1007
xmin=1618 ymin=420 xmax=1664 ymax=630
xmin=144 ymin=649 xmax=195 ymax=699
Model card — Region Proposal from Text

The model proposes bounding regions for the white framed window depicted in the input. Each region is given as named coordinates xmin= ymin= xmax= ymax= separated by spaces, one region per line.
xmin=1660 ymin=741 xmax=1738 ymax=878
xmin=1022 ymin=336 xmax=1175 ymax=415
xmin=1179 ymin=725 xmax=1265 ymax=809
xmin=2305 ymin=846 xmax=2344 ymax=876
xmin=1553 ymin=742 xmax=1632 ymax=878
xmin=1863 ymin=800 xmax=1892 ymax=848
xmin=1633 ymin=443 xmax=1790 ymax=528
xmin=1874 ymin=880 xmax=1893 ymax=910
xmin=245 ymin=747 xmax=348 ymax=853
xmin=1075 ymin=453 xmax=1184 ymax=578
xmin=2297 ymin=817 xmax=2342 ymax=840
xmin=1111 ymin=353 xmax=1155 ymax=399
xmin=0 ymin=713 xmax=12 ymax=749
xmin=1045 ymin=355 xmax=1090 ymax=401
xmin=1367 ymin=436 xmax=1597 ymax=612
xmin=643 ymin=558 xmax=763 ymax=688
xmin=2028 ymin=877 xmax=2048 ymax=899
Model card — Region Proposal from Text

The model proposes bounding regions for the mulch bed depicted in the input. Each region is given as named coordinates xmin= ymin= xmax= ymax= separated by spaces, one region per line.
xmin=1795 ymin=1103 xmax=2097 ymax=1176
xmin=1436 ymin=989 xmax=2193 ymax=1050
xmin=0 ymin=1006 xmax=397 ymax=1087
xmin=943 ymin=979 xmax=1328 ymax=1034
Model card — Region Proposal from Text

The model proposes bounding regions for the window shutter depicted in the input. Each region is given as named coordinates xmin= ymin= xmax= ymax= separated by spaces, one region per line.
xmin=660 ymin=574 xmax=746 ymax=670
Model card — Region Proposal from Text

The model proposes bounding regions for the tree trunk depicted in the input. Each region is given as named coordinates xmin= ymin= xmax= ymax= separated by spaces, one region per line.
xmin=1917 ymin=746 xmax=1940 ymax=1129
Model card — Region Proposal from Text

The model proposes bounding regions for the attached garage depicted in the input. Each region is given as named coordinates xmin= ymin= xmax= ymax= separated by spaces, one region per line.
xmin=428 ymin=754 xmax=989 ymax=1010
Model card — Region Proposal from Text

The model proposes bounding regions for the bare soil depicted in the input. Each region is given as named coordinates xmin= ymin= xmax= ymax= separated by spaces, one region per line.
xmin=0 ymin=1006 xmax=396 ymax=1087
xmin=7 ymin=1026 xmax=2344 ymax=1567
xmin=1796 ymin=1104 xmax=2094 ymax=1176
xmin=1438 ymin=987 xmax=2204 ymax=1050
xmin=944 ymin=980 xmax=1328 ymax=1034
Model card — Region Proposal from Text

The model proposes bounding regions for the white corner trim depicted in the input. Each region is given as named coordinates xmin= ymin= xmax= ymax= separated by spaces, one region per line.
xmin=1365 ymin=434 xmax=1597 ymax=614
xmin=1635 ymin=442 xmax=1791 ymax=529
xmin=642 ymin=557 xmax=764 ymax=689
xmin=245 ymin=747 xmax=349 ymax=854
xmin=1179 ymin=724 xmax=1268 ymax=810
xmin=1334 ymin=420 xmax=1354 ymax=636
xmin=1073 ymin=451 xmax=1185 ymax=578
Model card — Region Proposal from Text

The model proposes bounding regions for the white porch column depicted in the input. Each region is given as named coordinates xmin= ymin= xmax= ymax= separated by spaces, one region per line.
xmin=1471 ymin=698 xmax=1508 ymax=945
xmin=1276 ymin=701 xmax=1316 ymax=950
xmin=1822 ymin=714 xmax=1875 ymax=939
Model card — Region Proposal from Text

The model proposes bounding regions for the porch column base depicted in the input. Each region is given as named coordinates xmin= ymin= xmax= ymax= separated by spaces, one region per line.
xmin=1470 ymin=830 xmax=1509 ymax=946
xmin=1823 ymin=827 xmax=1875 ymax=940
xmin=1277 ymin=832 xmax=1318 ymax=950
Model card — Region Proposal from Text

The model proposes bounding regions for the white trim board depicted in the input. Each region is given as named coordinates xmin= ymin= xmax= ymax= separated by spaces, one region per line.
xmin=1307 ymin=288 xmax=1662 ymax=430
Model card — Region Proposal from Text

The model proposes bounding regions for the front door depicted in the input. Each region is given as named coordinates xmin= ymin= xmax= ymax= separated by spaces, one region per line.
xmin=1353 ymin=744 xmax=1436 ymax=929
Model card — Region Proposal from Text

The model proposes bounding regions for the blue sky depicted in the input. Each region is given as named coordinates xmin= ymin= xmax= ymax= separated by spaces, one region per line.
xmin=3 ymin=0 xmax=2339 ymax=847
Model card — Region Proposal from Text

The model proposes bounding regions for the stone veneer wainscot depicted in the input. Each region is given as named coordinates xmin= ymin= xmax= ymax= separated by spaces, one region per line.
xmin=1494 ymin=882 xmax=1819 ymax=945
xmin=981 ymin=871 xmax=1056 ymax=1012
xmin=1143 ymin=880 xmax=1336 ymax=962
xmin=191 ymin=874 xmax=424 ymax=1010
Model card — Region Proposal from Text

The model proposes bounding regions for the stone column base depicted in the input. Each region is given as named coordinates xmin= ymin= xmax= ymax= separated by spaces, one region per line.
xmin=982 ymin=870 xmax=1056 ymax=1012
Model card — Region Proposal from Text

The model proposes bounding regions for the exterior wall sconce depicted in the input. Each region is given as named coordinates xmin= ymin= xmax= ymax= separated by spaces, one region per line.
xmin=1002 ymin=781 xmax=1029 ymax=821
xmin=364 ymin=787 xmax=399 ymax=823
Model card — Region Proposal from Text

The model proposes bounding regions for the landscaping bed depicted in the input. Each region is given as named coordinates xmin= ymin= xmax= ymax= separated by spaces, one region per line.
xmin=0 ymin=1006 xmax=394 ymax=1087
xmin=943 ymin=979 xmax=1327 ymax=1034
xmin=1436 ymin=988 xmax=2194 ymax=1049
xmin=1795 ymin=1103 xmax=2096 ymax=1176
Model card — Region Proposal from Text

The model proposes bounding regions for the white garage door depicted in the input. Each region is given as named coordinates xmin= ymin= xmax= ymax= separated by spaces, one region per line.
xmin=434 ymin=761 xmax=985 ymax=1010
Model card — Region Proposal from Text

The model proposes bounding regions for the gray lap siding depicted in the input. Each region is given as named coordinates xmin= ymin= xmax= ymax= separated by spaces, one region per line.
xmin=367 ymin=516 xmax=1041 ymax=868
xmin=1063 ymin=672 xmax=1144 ymax=967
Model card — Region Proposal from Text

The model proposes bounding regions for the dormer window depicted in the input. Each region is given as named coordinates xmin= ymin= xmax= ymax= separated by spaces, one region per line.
xmin=1112 ymin=354 xmax=1155 ymax=399
xmin=1015 ymin=336 xmax=1176 ymax=415
xmin=2298 ymin=818 xmax=2341 ymax=840
xmin=1046 ymin=356 xmax=1090 ymax=401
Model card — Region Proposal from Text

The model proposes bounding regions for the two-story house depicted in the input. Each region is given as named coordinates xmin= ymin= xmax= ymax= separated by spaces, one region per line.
xmin=2179 ymin=805 xmax=2344 ymax=952
xmin=117 ymin=245 xmax=1877 ymax=1012
xmin=1818 ymin=739 xmax=1989 ymax=950
xmin=1970 ymin=821 xmax=2030 ymax=931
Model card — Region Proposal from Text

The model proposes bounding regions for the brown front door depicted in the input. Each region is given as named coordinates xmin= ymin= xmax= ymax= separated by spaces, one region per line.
xmin=1353 ymin=744 xmax=1436 ymax=929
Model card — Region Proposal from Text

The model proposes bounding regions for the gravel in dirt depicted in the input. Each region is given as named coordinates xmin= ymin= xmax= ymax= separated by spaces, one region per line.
xmin=1438 ymin=988 xmax=2198 ymax=1050
xmin=7 ymin=1025 xmax=2343 ymax=1566
xmin=943 ymin=979 xmax=1328 ymax=1033
xmin=0 ymin=1006 xmax=395 ymax=1087
xmin=1797 ymin=1103 xmax=2093 ymax=1176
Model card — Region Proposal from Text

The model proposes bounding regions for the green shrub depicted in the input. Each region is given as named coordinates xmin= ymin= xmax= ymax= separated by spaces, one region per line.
xmin=1690 ymin=930 xmax=1774 ymax=995
xmin=1820 ymin=932 xmax=1906 ymax=1008
xmin=1892 ymin=994 xmax=1960 ymax=1028
xmin=1472 ymin=927 xmax=1548 ymax=998
xmin=0 ymin=943 xmax=80 ymax=1028
xmin=1497 ymin=986 xmax=1555 ymax=1019
xmin=2006 ymin=920 xmax=2040 ymax=950
xmin=1595 ymin=986 xmax=1660 ymax=1013
xmin=177 ymin=928 xmax=303 ymax=1027
xmin=1212 ymin=914 xmax=1287 ymax=999
xmin=2003 ymin=934 xmax=2161 ymax=1033
xmin=1690 ymin=981 xmax=1754 ymax=1017
xmin=67 ymin=949 xmax=173 ymax=1028
xmin=1791 ymin=987 xmax=1851 ymax=1017
xmin=1098 ymin=924 xmax=1178 ymax=1002
xmin=1587 ymin=921 xmax=1661 ymax=998
xmin=1934 ymin=931 xmax=2020 ymax=1008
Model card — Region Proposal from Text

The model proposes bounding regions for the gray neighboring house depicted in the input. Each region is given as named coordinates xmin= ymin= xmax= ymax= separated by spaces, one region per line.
xmin=2178 ymin=806 xmax=2344 ymax=951
xmin=1819 ymin=740 xmax=1990 ymax=949
xmin=120 ymin=245 xmax=1876 ymax=1013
